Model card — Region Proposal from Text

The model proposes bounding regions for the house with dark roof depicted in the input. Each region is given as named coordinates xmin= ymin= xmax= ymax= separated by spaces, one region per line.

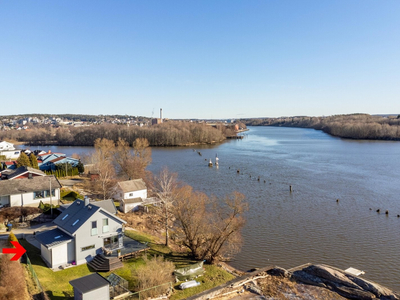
xmin=0 ymin=175 xmax=61 ymax=208
xmin=69 ymin=273 xmax=110 ymax=300
xmin=1 ymin=166 xmax=46 ymax=180
xmin=114 ymin=179 xmax=148 ymax=213
xmin=35 ymin=198 xmax=126 ymax=269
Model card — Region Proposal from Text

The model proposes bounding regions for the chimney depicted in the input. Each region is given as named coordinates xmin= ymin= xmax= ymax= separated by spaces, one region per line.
xmin=160 ymin=108 xmax=163 ymax=123
xmin=84 ymin=196 xmax=89 ymax=206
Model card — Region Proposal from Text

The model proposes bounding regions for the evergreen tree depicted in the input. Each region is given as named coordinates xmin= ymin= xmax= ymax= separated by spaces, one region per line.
xmin=77 ymin=160 xmax=85 ymax=173
xmin=16 ymin=152 xmax=31 ymax=168
xmin=29 ymin=154 xmax=39 ymax=169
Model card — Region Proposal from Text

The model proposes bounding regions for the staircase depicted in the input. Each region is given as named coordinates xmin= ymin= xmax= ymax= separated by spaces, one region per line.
xmin=88 ymin=254 xmax=123 ymax=272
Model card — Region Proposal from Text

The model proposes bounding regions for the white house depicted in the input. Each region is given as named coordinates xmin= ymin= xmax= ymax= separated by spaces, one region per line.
xmin=35 ymin=199 xmax=126 ymax=269
xmin=114 ymin=179 xmax=147 ymax=213
xmin=0 ymin=175 xmax=61 ymax=208
xmin=0 ymin=141 xmax=21 ymax=159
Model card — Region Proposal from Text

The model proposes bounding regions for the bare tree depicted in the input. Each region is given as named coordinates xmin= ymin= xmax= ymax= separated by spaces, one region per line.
xmin=154 ymin=167 xmax=177 ymax=247
xmin=87 ymin=138 xmax=116 ymax=199
xmin=173 ymin=188 xmax=248 ymax=264
xmin=114 ymin=137 xmax=152 ymax=181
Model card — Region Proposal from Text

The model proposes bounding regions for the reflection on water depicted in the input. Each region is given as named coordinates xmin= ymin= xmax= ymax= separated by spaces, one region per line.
xmin=35 ymin=126 xmax=400 ymax=291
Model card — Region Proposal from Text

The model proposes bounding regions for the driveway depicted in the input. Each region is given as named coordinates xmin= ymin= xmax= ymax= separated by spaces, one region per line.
xmin=0 ymin=221 xmax=56 ymax=249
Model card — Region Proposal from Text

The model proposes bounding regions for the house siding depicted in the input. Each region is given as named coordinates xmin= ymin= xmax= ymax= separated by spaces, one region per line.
xmin=52 ymin=243 xmax=68 ymax=268
xmin=8 ymin=190 xmax=60 ymax=207
xmin=76 ymin=285 xmax=109 ymax=300
xmin=41 ymin=244 xmax=52 ymax=267
xmin=74 ymin=210 xmax=123 ymax=265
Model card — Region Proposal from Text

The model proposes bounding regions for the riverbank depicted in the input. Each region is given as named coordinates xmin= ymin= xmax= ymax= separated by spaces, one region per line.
xmin=242 ymin=114 xmax=400 ymax=141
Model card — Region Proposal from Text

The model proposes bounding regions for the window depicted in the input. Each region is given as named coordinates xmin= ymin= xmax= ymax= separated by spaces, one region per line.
xmin=72 ymin=219 xmax=80 ymax=226
xmin=45 ymin=190 xmax=56 ymax=197
xmin=62 ymin=214 xmax=69 ymax=220
xmin=129 ymin=193 xmax=133 ymax=197
xmin=91 ymin=221 xmax=97 ymax=236
xmin=81 ymin=245 xmax=95 ymax=251
xmin=33 ymin=191 xmax=45 ymax=199
xmin=102 ymin=218 xmax=109 ymax=233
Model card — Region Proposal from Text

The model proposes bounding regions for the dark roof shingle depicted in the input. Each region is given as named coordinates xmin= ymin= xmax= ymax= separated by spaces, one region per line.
xmin=69 ymin=273 xmax=109 ymax=293
xmin=35 ymin=228 xmax=73 ymax=249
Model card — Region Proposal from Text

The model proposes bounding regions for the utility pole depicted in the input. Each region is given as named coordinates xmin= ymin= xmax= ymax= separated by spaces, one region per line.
xmin=50 ymin=176 xmax=53 ymax=218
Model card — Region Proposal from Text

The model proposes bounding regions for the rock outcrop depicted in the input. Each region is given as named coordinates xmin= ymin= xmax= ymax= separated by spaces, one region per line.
xmin=292 ymin=264 xmax=399 ymax=300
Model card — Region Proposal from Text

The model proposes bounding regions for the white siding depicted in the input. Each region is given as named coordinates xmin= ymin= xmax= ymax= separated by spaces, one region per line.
xmin=8 ymin=189 xmax=61 ymax=207
xmin=80 ymin=285 xmax=109 ymax=300
xmin=52 ymin=243 xmax=68 ymax=268
xmin=124 ymin=189 xmax=147 ymax=200
xmin=41 ymin=244 xmax=52 ymax=267
xmin=74 ymin=210 xmax=124 ymax=265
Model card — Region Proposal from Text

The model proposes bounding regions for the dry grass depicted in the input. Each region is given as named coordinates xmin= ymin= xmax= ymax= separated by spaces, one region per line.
xmin=133 ymin=256 xmax=175 ymax=298
xmin=0 ymin=254 xmax=31 ymax=300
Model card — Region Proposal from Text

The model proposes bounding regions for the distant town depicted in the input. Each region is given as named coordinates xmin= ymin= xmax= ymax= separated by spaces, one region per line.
xmin=0 ymin=112 xmax=241 ymax=132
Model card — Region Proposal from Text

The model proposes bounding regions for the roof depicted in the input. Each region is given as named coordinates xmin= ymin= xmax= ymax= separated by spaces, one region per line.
xmin=35 ymin=228 xmax=73 ymax=249
xmin=59 ymin=199 xmax=117 ymax=215
xmin=122 ymin=197 xmax=143 ymax=204
xmin=0 ymin=175 xmax=61 ymax=196
xmin=54 ymin=200 xmax=101 ymax=235
xmin=69 ymin=273 xmax=109 ymax=294
xmin=54 ymin=199 xmax=126 ymax=235
xmin=91 ymin=199 xmax=117 ymax=215
xmin=4 ymin=166 xmax=45 ymax=180
xmin=117 ymin=178 xmax=147 ymax=193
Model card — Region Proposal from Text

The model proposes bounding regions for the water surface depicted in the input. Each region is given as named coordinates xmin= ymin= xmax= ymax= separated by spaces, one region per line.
xmin=37 ymin=126 xmax=400 ymax=291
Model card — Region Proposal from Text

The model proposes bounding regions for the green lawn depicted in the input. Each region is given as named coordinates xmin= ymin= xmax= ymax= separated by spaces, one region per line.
xmin=21 ymin=230 xmax=236 ymax=300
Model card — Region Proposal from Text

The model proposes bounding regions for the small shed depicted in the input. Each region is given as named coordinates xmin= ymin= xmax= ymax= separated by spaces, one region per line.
xmin=69 ymin=273 xmax=110 ymax=300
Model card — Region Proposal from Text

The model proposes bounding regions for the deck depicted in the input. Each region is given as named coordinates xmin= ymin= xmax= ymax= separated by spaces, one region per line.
xmin=109 ymin=235 xmax=149 ymax=260
xmin=88 ymin=235 xmax=149 ymax=271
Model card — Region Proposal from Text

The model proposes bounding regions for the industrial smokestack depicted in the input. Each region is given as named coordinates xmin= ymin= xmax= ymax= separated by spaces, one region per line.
xmin=160 ymin=108 xmax=163 ymax=123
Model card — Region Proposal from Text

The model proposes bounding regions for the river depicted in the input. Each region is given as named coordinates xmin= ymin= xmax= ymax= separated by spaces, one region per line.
xmin=33 ymin=126 xmax=400 ymax=291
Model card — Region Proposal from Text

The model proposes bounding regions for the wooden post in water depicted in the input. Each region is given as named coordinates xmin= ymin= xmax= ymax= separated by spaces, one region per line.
xmin=289 ymin=185 xmax=292 ymax=192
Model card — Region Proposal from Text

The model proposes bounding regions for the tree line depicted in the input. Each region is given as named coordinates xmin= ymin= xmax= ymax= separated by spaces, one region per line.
xmin=242 ymin=114 xmax=400 ymax=140
xmin=0 ymin=121 xmax=233 ymax=146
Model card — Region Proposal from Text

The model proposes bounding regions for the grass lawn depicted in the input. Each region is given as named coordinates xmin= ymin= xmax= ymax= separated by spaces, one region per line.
xmin=20 ymin=230 xmax=237 ymax=300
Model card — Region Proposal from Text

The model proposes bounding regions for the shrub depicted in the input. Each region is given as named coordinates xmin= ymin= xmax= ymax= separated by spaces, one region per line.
xmin=8 ymin=231 xmax=18 ymax=246
xmin=133 ymin=256 xmax=175 ymax=298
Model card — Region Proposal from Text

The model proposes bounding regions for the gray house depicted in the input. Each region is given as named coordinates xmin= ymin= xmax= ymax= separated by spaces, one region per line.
xmin=70 ymin=273 xmax=110 ymax=300
xmin=36 ymin=198 xmax=126 ymax=269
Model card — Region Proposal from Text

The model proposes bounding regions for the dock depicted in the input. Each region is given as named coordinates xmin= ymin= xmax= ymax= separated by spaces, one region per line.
xmin=226 ymin=135 xmax=244 ymax=139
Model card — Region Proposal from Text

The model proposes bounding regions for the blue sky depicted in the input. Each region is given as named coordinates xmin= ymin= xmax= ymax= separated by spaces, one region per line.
xmin=1 ymin=1 xmax=399 ymax=119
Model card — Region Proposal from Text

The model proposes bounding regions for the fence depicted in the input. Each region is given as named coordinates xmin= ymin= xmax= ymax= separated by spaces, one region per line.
xmin=23 ymin=251 xmax=50 ymax=300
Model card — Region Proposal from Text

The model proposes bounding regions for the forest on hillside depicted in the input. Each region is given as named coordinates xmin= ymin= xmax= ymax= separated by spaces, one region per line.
xmin=0 ymin=122 xmax=237 ymax=146
xmin=242 ymin=114 xmax=400 ymax=141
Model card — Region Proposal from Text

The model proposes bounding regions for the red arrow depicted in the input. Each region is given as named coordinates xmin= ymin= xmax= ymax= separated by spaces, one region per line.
xmin=2 ymin=241 xmax=26 ymax=261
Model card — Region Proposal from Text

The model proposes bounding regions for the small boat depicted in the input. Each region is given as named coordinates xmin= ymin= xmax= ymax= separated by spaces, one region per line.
xmin=179 ymin=280 xmax=200 ymax=290
xmin=208 ymin=159 xmax=213 ymax=167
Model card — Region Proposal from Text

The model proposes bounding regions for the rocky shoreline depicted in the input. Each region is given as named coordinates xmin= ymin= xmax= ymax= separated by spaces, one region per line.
xmin=188 ymin=263 xmax=400 ymax=300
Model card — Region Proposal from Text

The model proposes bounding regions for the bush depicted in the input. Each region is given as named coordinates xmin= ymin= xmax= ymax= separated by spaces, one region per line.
xmin=60 ymin=189 xmax=83 ymax=200
xmin=8 ymin=231 xmax=18 ymax=246
xmin=133 ymin=256 xmax=175 ymax=298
